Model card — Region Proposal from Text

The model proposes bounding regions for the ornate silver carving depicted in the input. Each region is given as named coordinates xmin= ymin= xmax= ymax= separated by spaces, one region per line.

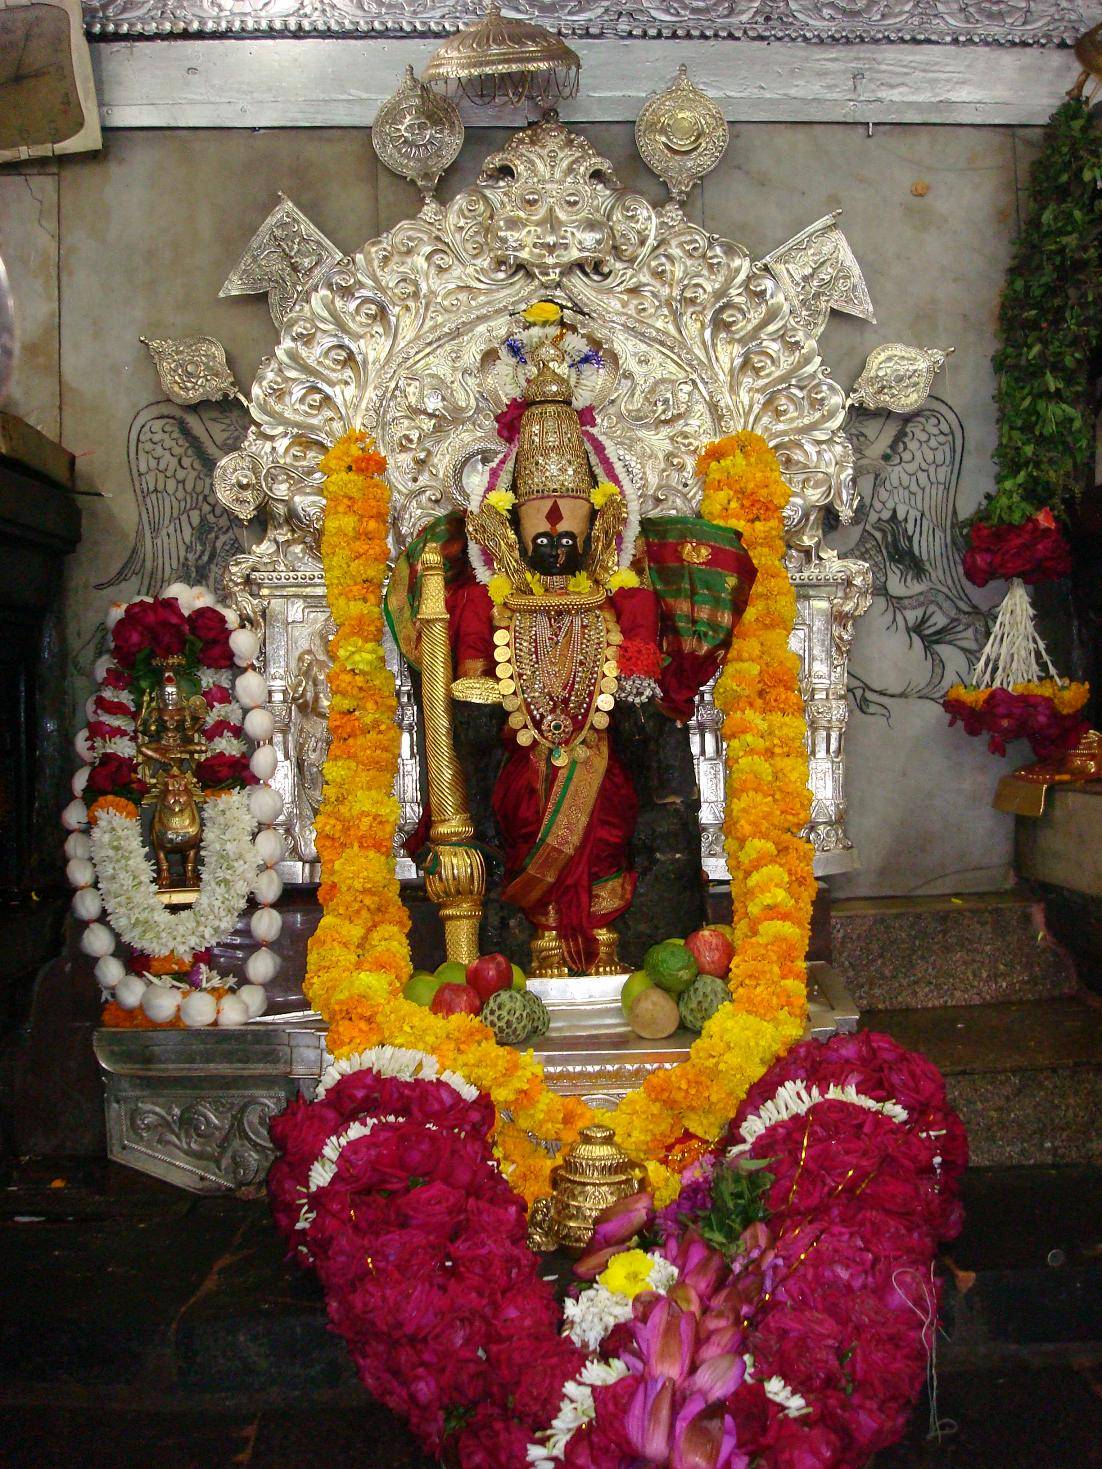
xmin=849 ymin=342 xmax=953 ymax=414
xmin=217 ymin=118 xmax=870 ymax=868
xmin=219 ymin=195 xmax=341 ymax=331
xmin=789 ymin=555 xmax=873 ymax=870
xmin=288 ymin=616 xmax=334 ymax=862
xmin=213 ymin=447 xmax=267 ymax=521
xmin=140 ymin=332 xmax=241 ymax=406
xmin=94 ymin=1024 xmax=325 ymax=1193
xmin=82 ymin=0 xmax=1091 ymax=46
xmin=762 ymin=212 xmax=876 ymax=340
xmin=372 ymin=66 xmax=463 ymax=199
xmin=635 ymin=66 xmax=729 ymax=203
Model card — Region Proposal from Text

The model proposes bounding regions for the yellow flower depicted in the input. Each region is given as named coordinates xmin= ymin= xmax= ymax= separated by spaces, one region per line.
xmin=522 ymin=300 xmax=562 ymax=326
xmin=485 ymin=488 xmax=516 ymax=514
xmin=488 ymin=574 xmax=513 ymax=606
xmin=598 ymin=1248 xmax=657 ymax=1300
xmin=591 ymin=481 xmax=620 ymax=509
xmin=608 ymin=568 xmax=641 ymax=592
xmin=566 ymin=570 xmax=594 ymax=594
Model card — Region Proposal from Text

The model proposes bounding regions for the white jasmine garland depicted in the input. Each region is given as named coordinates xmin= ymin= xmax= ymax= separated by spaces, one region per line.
xmin=314 ymin=1046 xmax=479 ymax=1104
xmin=527 ymin=1358 xmax=630 ymax=1466
xmin=743 ymin=1353 xmax=809 ymax=1418
xmin=92 ymin=735 xmax=137 ymax=759
xmin=727 ymin=1078 xmax=909 ymax=1157
xmin=562 ymin=1287 xmax=633 ymax=1351
xmin=207 ymin=733 xmax=247 ymax=757
xmin=90 ymin=789 xmax=259 ymax=958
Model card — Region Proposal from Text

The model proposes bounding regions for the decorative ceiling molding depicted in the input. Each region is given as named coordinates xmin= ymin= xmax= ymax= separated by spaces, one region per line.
xmin=83 ymin=0 xmax=1089 ymax=46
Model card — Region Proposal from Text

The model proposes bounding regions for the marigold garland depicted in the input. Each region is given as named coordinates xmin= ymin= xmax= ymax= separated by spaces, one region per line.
xmin=307 ymin=430 xmax=812 ymax=1206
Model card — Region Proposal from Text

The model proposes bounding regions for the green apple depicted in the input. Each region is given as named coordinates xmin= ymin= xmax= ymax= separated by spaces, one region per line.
xmin=434 ymin=959 xmax=468 ymax=987
xmin=404 ymin=972 xmax=442 ymax=1006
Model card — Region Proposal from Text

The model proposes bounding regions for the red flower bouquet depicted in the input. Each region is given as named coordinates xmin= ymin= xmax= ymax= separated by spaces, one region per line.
xmin=267 ymin=1036 xmax=967 ymax=1469
xmin=111 ymin=596 xmax=191 ymax=667
xmin=943 ymin=683 xmax=1090 ymax=760
xmin=962 ymin=509 xmax=1072 ymax=587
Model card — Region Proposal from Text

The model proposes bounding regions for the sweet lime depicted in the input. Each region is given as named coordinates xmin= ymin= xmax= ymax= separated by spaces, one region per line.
xmin=434 ymin=959 xmax=468 ymax=987
xmin=510 ymin=963 xmax=527 ymax=991
xmin=643 ymin=939 xmax=698 ymax=996
xmin=620 ymin=969 xmax=653 ymax=1020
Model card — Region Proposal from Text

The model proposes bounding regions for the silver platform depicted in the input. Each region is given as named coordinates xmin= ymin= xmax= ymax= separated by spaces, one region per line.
xmin=94 ymin=963 xmax=857 ymax=1193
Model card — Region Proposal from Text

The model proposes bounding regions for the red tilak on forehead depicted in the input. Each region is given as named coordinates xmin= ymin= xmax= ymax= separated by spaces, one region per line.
xmin=544 ymin=499 xmax=564 ymax=530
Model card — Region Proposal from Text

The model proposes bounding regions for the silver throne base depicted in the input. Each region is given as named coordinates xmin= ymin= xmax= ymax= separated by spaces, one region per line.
xmin=527 ymin=962 xmax=857 ymax=1106
xmin=94 ymin=965 xmax=856 ymax=1192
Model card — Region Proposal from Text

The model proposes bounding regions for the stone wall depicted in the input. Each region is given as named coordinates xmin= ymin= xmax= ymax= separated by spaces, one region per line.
xmin=0 ymin=120 xmax=1037 ymax=898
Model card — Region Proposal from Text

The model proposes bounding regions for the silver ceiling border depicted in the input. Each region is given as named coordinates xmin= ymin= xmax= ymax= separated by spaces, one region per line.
xmin=82 ymin=0 xmax=1088 ymax=45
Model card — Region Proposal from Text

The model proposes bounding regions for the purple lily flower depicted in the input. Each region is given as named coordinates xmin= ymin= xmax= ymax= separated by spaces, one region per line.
xmin=624 ymin=1375 xmax=674 ymax=1460
xmin=670 ymin=1402 xmax=748 ymax=1469
xmin=639 ymin=1298 xmax=697 ymax=1381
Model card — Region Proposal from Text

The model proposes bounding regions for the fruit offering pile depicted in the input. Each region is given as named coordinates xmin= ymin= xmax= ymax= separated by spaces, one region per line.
xmin=620 ymin=926 xmax=736 ymax=1039
xmin=404 ymin=953 xmax=551 ymax=1046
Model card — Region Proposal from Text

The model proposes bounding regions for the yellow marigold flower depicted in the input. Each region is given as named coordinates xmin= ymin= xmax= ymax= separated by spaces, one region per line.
xmin=608 ymin=568 xmax=640 ymax=591
xmin=522 ymin=300 xmax=562 ymax=326
xmin=488 ymin=574 xmax=513 ymax=606
xmin=485 ymin=488 xmax=516 ymax=514
xmin=591 ymin=480 xmax=621 ymax=509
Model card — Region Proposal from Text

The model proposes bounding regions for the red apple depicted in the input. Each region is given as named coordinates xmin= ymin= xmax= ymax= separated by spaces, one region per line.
xmin=684 ymin=926 xmax=735 ymax=980
xmin=465 ymin=952 xmax=513 ymax=1003
xmin=430 ymin=982 xmax=483 ymax=1017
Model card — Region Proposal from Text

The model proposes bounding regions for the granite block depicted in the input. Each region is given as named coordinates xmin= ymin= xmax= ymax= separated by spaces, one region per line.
xmin=863 ymin=995 xmax=1102 ymax=1167
xmin=834 ymin=896 xmax=1077 ymax=1009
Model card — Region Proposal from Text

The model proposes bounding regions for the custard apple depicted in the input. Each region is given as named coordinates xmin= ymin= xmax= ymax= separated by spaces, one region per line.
xmin=678 ymin=974 xmax=729 ymax=1032
xmin=482 ymin=988 xmax=532 ymax=1046
xmin=519 ymin=988 xmax=550 ymax=1038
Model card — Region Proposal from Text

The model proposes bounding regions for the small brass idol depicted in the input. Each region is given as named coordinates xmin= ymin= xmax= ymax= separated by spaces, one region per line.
xmin=136 ymin=668 xmax=210 ymax=901
xmin=527 ymin=1124 xmax=647 ymax=1254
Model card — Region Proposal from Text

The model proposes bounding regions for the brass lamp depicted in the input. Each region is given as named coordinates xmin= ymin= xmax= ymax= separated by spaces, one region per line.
xmin=423 ymin=2 xmax=580 ymax=111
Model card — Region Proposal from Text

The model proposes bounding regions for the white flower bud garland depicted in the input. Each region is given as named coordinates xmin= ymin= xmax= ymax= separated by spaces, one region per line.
xmin=63 ymin=584 xmax=284 ymax=1029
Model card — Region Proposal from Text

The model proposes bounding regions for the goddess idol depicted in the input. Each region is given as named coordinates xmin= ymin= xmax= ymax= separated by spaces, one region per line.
xmin=386 ymin=303 xmax=756 ymax=977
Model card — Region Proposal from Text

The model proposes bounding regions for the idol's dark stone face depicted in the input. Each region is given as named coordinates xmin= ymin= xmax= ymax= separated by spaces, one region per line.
xmin=527 ymin=530 xmax=583 ymax=575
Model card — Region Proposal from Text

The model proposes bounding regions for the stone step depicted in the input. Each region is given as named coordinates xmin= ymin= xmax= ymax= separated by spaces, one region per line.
xmin=3 ymin=1159 xmax=1100 ymax=1411
xmin=939 ymin=1164 xmax=1102 ymax=1367
xmin=862 ymin=996 xmax=1102 ymax=1167
xmin=832 ymin=891 xmax=1078 ymax=1010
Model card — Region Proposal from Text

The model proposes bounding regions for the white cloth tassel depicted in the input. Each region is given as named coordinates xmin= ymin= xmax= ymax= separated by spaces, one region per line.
xmin=971 ymin=578 xmax=1059 ymax=688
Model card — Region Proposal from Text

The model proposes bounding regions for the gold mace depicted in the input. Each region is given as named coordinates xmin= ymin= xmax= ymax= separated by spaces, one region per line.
xmin=415 ymin=543 xmax=486 ymax=965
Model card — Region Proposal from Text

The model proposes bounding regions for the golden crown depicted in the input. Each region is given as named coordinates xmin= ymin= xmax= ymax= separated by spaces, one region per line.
xmin=514 ymin=363 xmax=593 ymax=503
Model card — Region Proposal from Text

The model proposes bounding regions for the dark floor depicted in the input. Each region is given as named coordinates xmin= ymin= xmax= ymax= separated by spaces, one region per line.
xmin=1 ymin=1160 xmax=1100 ymax=1468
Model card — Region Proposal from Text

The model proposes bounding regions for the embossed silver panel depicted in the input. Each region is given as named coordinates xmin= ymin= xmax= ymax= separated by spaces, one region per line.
xmin=94 ymin=1025 xmax=326 ymax=1193
xmin=82 ymin=0 xmax=1089 ymax=45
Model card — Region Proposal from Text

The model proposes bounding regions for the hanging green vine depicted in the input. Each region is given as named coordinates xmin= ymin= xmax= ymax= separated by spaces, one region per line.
xmin=988 ymin=96 xmax=1102 ymax=526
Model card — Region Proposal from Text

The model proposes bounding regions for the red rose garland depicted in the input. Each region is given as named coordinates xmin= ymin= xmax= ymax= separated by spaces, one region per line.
xmin=268 ymin=1033 xmax=966 ymax=1469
